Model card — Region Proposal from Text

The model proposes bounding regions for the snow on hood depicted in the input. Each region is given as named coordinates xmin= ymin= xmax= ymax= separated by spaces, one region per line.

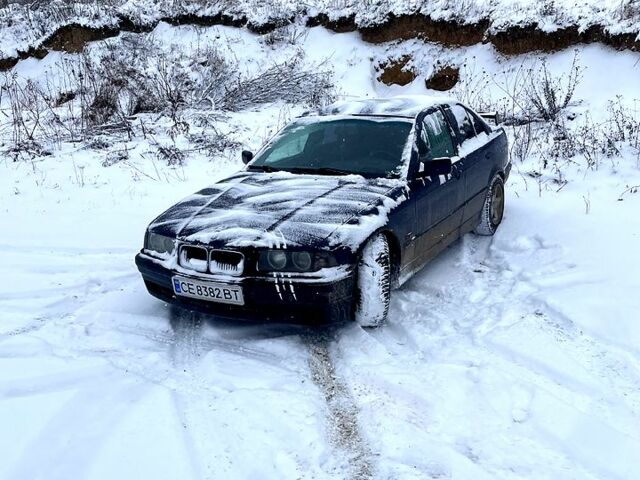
xmin=149 ymin=171 xmax=407 ymax=251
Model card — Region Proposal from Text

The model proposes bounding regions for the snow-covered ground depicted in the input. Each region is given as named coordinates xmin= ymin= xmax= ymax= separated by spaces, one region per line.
xmin=1 ymin=23 xmax=640 ymax=480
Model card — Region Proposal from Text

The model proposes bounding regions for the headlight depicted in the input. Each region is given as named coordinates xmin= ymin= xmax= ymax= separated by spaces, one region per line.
xmin=257 ymin=250 xmax=338 ymax=273
xmin=267 ymin=250 xmax=287 ymax=270
xmin=291 ymin=251 xmax=312 ymax=271
xmin=145 ymin=231 xmax=175 ymax=255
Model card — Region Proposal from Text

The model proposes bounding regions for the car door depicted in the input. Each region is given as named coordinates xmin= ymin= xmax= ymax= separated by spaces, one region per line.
xmin=444 ymin=104 xmax=497 ymax=233
xmin=407 ymin=108 xmax=465 ymax=272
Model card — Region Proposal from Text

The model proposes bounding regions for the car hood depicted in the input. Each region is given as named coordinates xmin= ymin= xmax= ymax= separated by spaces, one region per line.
xmin=149 ymin=171 xmax=407 ymax=251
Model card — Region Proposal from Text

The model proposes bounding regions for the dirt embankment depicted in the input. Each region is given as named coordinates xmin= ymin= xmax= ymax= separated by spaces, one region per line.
xmin=0 ymin=12 xmax=276 ymax=70
xmin=489 ymin=23 xmax=640 ymax=55
xmin=1 ymin=12 xmax=638 ymax=71
xmin=312 ymin=13 xmax=640 ymax=53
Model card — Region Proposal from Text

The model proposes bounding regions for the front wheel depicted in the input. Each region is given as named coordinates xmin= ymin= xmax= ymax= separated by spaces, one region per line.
xmin=474 ymin=174 xmax=505 ymax=236
xmin=353 ymin=234 xmax=391 ymax=328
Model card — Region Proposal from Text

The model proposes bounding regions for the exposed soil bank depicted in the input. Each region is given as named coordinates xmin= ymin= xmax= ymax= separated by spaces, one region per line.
xmin=1 ymin=12 xmax=638 ymax=71
xmin=359 ymin=15 xmax=489 ymax=46
xmin=376 ymin=55 xmax=417 ymax=86
xmin=309 ymin=13 xmax=639 ymax=53
xmin=489 ymin=23 xmax=640 ymax=55
xmin=425 ymin=65 xmax=460 ymax=91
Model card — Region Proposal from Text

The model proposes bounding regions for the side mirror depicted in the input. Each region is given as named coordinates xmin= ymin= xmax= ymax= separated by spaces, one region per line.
xmin=241 ymin=150 xmax=254 ymax=165
xmin=421 ymin=157 xmax=452 ymax=177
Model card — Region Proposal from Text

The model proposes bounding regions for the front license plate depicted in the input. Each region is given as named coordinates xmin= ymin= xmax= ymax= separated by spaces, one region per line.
xmin=172 ymin=276 xmax=244 ymax=306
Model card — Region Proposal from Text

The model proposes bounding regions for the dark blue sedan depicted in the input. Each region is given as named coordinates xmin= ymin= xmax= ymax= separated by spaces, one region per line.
xmin=135 ymin=96 xmax=510 ymax=326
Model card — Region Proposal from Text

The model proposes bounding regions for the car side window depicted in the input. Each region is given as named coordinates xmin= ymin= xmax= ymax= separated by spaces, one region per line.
xmin=466 ymin=109 xmax=489 ymax=136
xmin=422 ymin=110 xmax=455 ymax=159
xmin=449 ymin=104 xmax=477 ymax=143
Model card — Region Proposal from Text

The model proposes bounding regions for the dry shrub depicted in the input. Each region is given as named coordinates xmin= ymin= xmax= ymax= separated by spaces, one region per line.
xmin=217 ymin=57 xmax=334 ymax=111
xmin=616 ymin=0 xmax=640 ymax=21
xmin=524 ymin=52 xmax=582 ymax=121
xmin=0 ymin=31 xmax=335 ymax=159
xmin=154 ymin=144 xmax=185 ymax=167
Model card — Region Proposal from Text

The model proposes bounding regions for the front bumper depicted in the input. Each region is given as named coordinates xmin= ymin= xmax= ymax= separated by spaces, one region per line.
xmin=135 ymin=253 xmax=356 ymax=324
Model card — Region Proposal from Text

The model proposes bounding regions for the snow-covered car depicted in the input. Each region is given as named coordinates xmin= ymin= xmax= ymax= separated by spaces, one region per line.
xmin=135 ymin=96 xmax=510 ymax=326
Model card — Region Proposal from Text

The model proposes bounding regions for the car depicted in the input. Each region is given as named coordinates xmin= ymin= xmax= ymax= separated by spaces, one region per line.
xmin=135 ymin=96 xmax=510 ymax=326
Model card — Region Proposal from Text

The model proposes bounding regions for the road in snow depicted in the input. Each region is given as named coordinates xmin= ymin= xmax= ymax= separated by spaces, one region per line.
xmin=1 ymin=152 xmax=639 ymax=479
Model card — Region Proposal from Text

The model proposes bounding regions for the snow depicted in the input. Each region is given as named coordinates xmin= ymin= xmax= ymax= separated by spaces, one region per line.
xmin=312 ymin=95 xmax=456 ymax=118
xmin=1 ymin=17 xmax=640 ymax=480
xmin=354 ymin=233 xmax=389 ymax=326
xmin=1 ymin=0 xmax=639 ymax=59
xmin=147 ymin=171 xmax=406 ymax=252
xmin=336 ymin=174 xmax=640 ymax=478
xmin=456 ymin=131 xmax=495 ymax=158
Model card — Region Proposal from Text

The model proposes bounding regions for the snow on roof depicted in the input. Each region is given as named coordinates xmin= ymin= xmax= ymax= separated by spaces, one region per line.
xmin=308 ymin=95 xmax=457 ymax=119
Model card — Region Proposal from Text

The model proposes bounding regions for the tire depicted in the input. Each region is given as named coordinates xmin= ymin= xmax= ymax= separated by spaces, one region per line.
xmin=474 ymin=174 xmax=505 ymax=236
xmin=354 ymin=234 xmax=391 ymax=328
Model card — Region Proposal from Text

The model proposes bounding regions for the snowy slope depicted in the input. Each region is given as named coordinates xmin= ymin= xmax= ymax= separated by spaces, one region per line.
xmin=1 ymin=0 xmax=639 ymax=59
xmin=1 ymin=22 xmax=640 ymax=480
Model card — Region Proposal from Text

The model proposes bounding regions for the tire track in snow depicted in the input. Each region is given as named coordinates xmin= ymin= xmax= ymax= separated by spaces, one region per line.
xmin=0 ymin=316 xmax=48 ymax=341
xmin=534 ymin=307 xmax=640 ymax=413
xmin=0 ymin=254 xmax=138 ymax=343
xmin=163 ymin=310 xmax=316 ymax=479
xmin=422 ymin=233 xmax=640 ymax=396
xmin=6 ymin=375 xmax=149 ymax=480
xmin=0 ymin=272 xmax=136 ymax=301
xmin=467 ymin=233 xmax=640 ymax=474
xmin=0 ymin=243 xmax=134 ymax=255
xmin=0 ymin=365 xmax=114 ymax=399
xmin=1 ymin=242 xmax=329 ymax=478
xmin=169 ymin=308 xmax=204 ymax=370
xmin=468 ymin=235 xmax=640 ymax=418
xmin=334 ymin=231 xmax=640 ymax=479
xmin=305 ymin=332 xmax=374 ymax=480
xmin=167 ymin=308 xmax=209 ymax=480
xmin=111 ymin=318 xmax=292 ymax=370
xmin=456 ymin=235 xmax=640 ymax=420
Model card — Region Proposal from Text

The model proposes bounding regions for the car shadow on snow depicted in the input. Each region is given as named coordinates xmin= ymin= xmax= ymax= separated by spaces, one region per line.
xmin=166 ymin=303 xmax=347 ymax=343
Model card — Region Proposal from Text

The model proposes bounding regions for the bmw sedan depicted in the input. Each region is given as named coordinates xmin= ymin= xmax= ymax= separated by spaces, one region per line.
xmin=135 ymin=96 xmax=510 ymax=326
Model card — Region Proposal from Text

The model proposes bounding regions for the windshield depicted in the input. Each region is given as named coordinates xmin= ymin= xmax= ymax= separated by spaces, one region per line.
xmin=249 ymin=118 xmax=413 ymax=178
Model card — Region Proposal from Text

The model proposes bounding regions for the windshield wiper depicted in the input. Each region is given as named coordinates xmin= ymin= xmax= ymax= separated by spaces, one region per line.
xmin=286 ymin=167 xmax=353 ymax=176
xmin=249 ymin=165 xmax=356 ymax=176
xmin=247 ymin=165 xmax=281 ymax=173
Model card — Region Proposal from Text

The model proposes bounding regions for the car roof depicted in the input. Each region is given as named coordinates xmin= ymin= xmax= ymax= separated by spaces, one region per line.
xmin=304 ymin=95 xmax=457 ymax=119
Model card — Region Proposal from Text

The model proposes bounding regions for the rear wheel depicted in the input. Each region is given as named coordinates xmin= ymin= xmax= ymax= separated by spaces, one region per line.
xmin=474 ymin=174 xmax=505 ymax=236
xmin=354 ymin=234 xmax=391 ymax=328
